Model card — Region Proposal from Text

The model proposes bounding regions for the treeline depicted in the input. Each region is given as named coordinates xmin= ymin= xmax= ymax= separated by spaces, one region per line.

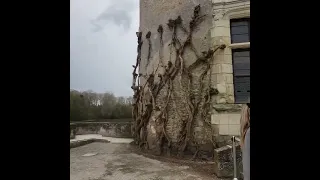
xmin=70 ymin=89 xmax=133 ymax=121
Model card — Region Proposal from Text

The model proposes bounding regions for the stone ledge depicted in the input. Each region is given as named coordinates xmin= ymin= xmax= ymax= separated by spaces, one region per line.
xmin=213 ymin=142 xmax=243 ymax=178
xmin=70 ymin=139 xmax=110 ymax=149
xmin=229 ymin=42 xmax=250 ymax=49
xmin=212 ymin=0 xmax=250 ymax=6
xmin=212 ymin=104 xmax=242 ymax=112
xmin=70 ymin=121 xmax=133 ymax=138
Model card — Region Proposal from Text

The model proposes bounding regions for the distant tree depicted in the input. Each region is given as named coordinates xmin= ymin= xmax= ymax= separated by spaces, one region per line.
xmin=70 ymin=89 xmax=133 ymax=121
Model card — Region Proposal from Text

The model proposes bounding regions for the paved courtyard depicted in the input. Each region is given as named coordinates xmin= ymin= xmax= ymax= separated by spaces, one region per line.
xmin=70 ymin=137 xmax=223 ymax=180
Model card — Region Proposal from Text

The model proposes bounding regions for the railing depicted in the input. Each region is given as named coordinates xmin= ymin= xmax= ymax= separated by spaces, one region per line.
xmin=232 ymin=136 xmax=240 ymax=180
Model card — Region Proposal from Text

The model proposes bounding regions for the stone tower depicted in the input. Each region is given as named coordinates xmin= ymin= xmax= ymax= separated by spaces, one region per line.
xmin=132 ymin=0 xmax=250 ymax=156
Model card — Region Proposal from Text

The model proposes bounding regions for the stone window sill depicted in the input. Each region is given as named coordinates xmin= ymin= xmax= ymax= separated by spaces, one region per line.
xmin=229 ymin=42 xmax=250 ymax=49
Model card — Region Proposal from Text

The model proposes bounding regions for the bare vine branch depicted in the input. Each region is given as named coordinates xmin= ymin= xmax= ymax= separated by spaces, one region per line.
xmin=132 ymin=4 xmax=225 ymax=157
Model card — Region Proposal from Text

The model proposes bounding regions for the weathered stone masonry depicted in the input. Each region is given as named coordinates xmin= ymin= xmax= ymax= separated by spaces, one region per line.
xmin=210 ymin=0 xmax=250 ymax=143
xmin=134 ymin=0 xmax=250 ymax=155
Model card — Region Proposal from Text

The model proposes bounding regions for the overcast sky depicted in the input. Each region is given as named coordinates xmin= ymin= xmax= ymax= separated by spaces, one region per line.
xmin=70 ymin=0 xmax=139 ymax=96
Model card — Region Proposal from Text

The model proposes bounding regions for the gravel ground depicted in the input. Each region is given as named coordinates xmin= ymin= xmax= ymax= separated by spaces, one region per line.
xmin=70 ymin=142 xmax=225 ymax=180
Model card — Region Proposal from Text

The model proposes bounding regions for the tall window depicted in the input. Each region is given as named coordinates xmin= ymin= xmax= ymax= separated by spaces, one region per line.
xmin=230 ymin=18 xmax=250 ymax=103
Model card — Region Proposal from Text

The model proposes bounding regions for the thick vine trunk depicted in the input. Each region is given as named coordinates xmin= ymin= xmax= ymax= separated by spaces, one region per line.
xmin=132 ymin=4 xmax=225 ymax=158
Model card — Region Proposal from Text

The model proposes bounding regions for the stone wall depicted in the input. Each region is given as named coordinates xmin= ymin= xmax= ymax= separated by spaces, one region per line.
xmin=138 ymin=0 xmax=249 ymax=153
xmin=139 ymin=0 xmax=215 ymax=154
xmin=210 ymin=0 xmax=250 ymax=167
xmin=211 ymin=0 xmax=251 ymax=104
xmin=210 ymin=0 xmax=250 ymax=139
xmin=70 ymin=122 xmax=133 ymax=138
xmin=211 ymin=104 xmax=242 ymax=147
xmin=70 ymin=139 xmax=110 ymax=149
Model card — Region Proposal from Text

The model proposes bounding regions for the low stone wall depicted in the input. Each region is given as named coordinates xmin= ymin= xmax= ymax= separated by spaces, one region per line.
xmin=70 ymin=139 xmax=110 ymax=149
xmin=70 ymin=122 xmax=133 ymax=138
xmin=213 ymin=142 xmax=243 ymax=178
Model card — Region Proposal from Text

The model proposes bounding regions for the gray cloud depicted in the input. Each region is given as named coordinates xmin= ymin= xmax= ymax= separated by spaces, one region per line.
xmin=70 ymin=0 xmax=139 ymax=96
xmin=91 ymin=0 xmax=136 ymax=32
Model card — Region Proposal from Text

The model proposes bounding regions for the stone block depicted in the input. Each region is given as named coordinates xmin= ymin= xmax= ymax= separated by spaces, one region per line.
xmin=219 ymin=124 xmax=228 ymax=135
xmin=228 ymin=114 xmax=241 ymax=125
xmin=212 ymin=36 xmax=231 ymax=47
xmin=221 ymin=64 xmax=233 ymax=73
xmin=212 ymin=64 xmax=221 ymax=74
xmin=216 ymin=83 xmax=227 ymax=93
xmin=228 ymin=125 xmax=240 ymax=135
xmin=211 ymin=26 xmax=231 ymax=37
xmin=212 ymin=19 xmax=230 ymax=28
xmin=210 ymin=74 xmax=218 ymax=84
xmin=226 ymin=95 xmax=235 ymax=103
xmin=226 ymin=84 xmax=235 ymax=95
xmin=216 ymin=73 xmax=233 ymax=84
xmin=217 ymin=97 xmax=227 ymax=104
xmin=219 ymin=114 xmax=229 ymax=124
xmin=212 ymin=64 xmax=233 ymax=74
xmin=213 ymin=54 xmax=232 ymax=65
xmin=213 ymin=143 xmax=242 ymax=178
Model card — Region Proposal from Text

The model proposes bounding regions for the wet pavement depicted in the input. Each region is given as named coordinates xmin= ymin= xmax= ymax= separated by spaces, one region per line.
xmin=70 ymin=141 xmax=221 ymax=180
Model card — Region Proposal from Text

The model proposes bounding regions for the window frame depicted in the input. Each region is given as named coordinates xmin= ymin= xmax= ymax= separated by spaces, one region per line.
xmin=232 ymin=48 xmax=250 ymax=103
xmin=230 ymin=18 xmax=250 ymax=44
xmin=230 ymin=18 xmax=250 ymax=104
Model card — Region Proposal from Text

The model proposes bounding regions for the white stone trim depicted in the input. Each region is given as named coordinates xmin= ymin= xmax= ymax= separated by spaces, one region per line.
xmin=229 ymin=42 xmax=250 ymax=49
xmin=226 ymin=8 xmax=250 ymax=19
xmin=211 ymin=0 xmax=250 ymax=105
xmin=211 ymin=113 xmax=241 ymax=135
xmin=212 ymin=0 xmax=250 ymax=20
xmin=212 ymin=0 xmax=250 ymax=6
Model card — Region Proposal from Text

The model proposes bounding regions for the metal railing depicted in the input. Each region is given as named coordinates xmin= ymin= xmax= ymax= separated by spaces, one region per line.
xmin=232 ymin=136 xmax=240 ymax=180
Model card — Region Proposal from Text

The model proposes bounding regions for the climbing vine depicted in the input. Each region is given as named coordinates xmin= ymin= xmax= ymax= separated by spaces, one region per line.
xmin=131 ymin=5 xmax=225 ymax=156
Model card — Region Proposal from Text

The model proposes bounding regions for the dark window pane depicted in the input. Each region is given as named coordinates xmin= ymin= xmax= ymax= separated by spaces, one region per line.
xmin=235 ymin=94 xmax=250 ymax=104
xmin=232 ymin=48 xmax=250 ymax=103
xmin=234 ymin=76 xmax=250 ymax=103
xmin=233 ymin=69 xmax=250 ymax=76
xmin=233 ymin=62 xmax=250 ymax=70
xmin=233 ymin=56 xmax=250 ymax=63
xmin=231 ymin=26 xmax=249 ymax=35
xmin=231 ymin=20 xmax=249 ymax=27
xmin=234 ymin=76 xmax=250 ymax=83
xmin=231 ymin=34 xmax=249 ymax=43
xmin=233 ymin=51 xmax=250 ymax=57
xmin=230 ymin=18 xmax=250 ymax=43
